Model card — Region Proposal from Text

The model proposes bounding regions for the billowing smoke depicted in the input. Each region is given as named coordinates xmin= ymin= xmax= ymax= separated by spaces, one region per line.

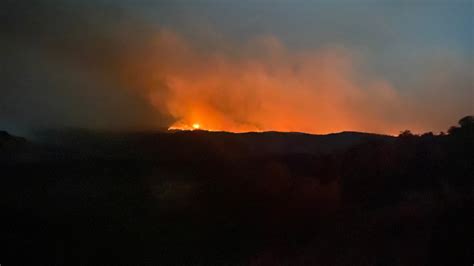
xmin=118 ymin=29 xmax=471 ymax=134
xmin=140 ymin=32 xmax=405 ymax=134
xmin=1 ymin=2 xmax=471 ymax=135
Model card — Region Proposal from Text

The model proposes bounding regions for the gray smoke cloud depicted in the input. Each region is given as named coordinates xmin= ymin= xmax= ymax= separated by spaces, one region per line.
xmin=1 ymin=2 xmax=171 ymax=134
xmin=1 ymin=1 xmax=472 ymax=135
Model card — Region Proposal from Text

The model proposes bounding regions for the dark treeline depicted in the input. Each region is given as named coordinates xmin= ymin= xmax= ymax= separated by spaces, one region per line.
xmin=1 ymin=117 xmax=472 ymax=265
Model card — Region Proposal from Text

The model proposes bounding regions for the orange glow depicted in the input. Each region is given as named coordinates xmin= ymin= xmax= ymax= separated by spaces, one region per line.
xmin=119 ymin=29 xmax=444 ymax=135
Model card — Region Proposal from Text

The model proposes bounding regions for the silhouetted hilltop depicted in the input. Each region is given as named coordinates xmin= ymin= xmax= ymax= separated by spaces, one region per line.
xmin=30 ymin=129 xmax=394 ymax=161
xmin=0 ymin=130 xmax=26 ymax=149
xmin=1 ymin=117 xmax=472 ymax=265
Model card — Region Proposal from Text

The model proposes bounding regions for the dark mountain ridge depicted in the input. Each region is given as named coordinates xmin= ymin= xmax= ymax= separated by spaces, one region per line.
xmin=20 ymin=129 xmax=394 ymax=161
xmin=1 ymin=117 xmax=472 ymax=265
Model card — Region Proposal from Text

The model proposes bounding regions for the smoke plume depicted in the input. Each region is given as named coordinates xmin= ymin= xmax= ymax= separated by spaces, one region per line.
xmin=1 ymin=2 xmax=471 ymax=135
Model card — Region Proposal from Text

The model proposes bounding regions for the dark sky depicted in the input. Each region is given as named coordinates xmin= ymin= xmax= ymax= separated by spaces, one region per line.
xmin=1 ymin=1 xmax=472 ymax=135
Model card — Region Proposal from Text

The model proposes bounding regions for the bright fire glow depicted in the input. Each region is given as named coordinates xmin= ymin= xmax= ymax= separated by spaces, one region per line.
xmin=168 ymin=122 xmax=207 ymax=131
xmin=138 ymin=30 xmax=438 ymax=135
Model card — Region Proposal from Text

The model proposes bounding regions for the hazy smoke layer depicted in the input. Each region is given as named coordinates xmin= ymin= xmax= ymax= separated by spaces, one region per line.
xmin=1 ymin=2 xmax=471 ymax=135
xmin=128 ymin=30 xmax=471 ymax=134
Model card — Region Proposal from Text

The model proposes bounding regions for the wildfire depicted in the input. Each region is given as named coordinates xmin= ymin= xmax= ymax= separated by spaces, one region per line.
xmin=167 ymin=118 xmax=263 ymax=133
xmin=168 ymin=121 xmax=205 ymax=131
xmin=145 ymin=30 xmax=422 ymax=135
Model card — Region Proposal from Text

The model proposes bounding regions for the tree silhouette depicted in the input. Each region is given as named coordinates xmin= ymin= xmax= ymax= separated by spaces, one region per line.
xmin=458 ymin=115 xmax=474 ymax=128
xmin=448 ymin=115 xmax=473 ymax=136
xmin=399 ymin=130 xmax=415 ymax=138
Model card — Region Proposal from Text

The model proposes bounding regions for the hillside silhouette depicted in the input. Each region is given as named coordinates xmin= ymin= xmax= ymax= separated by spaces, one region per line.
xmin=1 ymin=116 xmax=472 ymax=265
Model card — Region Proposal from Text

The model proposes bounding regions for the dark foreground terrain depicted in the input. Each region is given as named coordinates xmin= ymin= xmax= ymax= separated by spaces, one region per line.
xmin=1 ymin=117 xmax=473 ymax=265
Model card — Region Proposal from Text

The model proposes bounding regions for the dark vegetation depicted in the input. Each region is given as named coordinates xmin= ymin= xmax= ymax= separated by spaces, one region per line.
xmin=1 ymin=117 xmax=473 ymax=265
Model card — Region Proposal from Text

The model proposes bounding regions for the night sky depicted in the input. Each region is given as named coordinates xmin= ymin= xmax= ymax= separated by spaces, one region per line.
xmin=1 ymin=0 xmax=472 ymax=135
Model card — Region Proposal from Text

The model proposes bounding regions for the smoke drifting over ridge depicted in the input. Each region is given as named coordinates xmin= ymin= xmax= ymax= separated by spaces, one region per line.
xmin=144 ymin=32 xmax=407 ymax=134
xmin=1 ymin=2 xmax=472 ymax=135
